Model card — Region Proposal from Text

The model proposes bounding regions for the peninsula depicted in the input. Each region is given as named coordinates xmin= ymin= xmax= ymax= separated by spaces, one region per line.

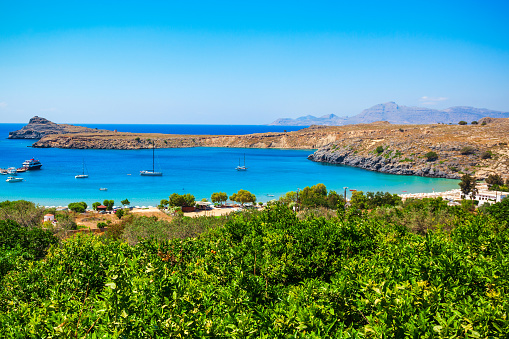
xmin=10 ymin=117 xmax=509 ymax=180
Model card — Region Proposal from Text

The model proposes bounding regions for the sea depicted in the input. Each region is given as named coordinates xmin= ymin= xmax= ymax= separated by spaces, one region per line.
xmin=0 ymin=123 xmax=459 ymax=207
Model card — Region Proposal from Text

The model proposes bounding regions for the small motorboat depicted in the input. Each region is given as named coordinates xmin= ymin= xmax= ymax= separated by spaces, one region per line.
xmin=6 ymin=176 xmax=23 ymax=183
xmin=7 ymin=167 xmax=17 ymax=176
xmin=99 ymin=188 xmax=108 ymax=191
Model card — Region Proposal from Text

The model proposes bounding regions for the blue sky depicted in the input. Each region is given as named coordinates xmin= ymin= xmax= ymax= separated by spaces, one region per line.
xmin=1 ymin=1 xmax=508 ymax=124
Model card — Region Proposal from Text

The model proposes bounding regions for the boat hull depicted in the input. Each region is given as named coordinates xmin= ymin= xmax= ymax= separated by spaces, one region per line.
xmin=140 ymin=171 xmax=163 ymax=176
xmin=75 ymin=175 xmax=89 ymax=179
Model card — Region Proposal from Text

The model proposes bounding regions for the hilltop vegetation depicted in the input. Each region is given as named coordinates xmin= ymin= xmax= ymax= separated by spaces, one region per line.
xmin=0 ymin=192 xmax=508 ymax=337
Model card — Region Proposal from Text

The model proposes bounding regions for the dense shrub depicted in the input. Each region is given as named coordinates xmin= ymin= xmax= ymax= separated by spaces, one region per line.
xmin=1 ymin=204 xmax=508 ymax=337
xmin=168 ymin=193 xmax=195 ymax=207
xmin=458 ymin=120 xmax=467 ymax=125
xmin=481 ymin=150 xmax=493 ymax=159
xmin=486 ymin=173 xmax=504 ymax=187
xmin=0 ymin=220 xmax=58 ymax=278
xmin=471 ymin=120 xmax=478 ymax=125
xmin=424 ymin=151 xmax=438 ymax=161
xmin=68 ymin=201 xmax=87 ymax=213
xmin=350 ymin=191 xmax=402 ymax=210
xmin=0 ymin=200 xmax=45 ymax=228
xmin=460 ymin=146 xmax=475 ymax=155
xmin=375 ymin=145 xmax=384 ymax=154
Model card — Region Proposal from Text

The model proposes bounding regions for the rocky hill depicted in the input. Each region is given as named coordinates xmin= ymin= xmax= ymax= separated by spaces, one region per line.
xmin=8 ymin=116 xmax=107 ymax=139
xmin=308 ymin=117 xmax=509 ymax=180
xmin=270 ymin=102 xmax=509 ymax=126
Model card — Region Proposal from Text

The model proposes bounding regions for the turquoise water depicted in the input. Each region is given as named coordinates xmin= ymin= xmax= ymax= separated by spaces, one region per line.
xmin=0 ymin=124 xmax=459 ymax=206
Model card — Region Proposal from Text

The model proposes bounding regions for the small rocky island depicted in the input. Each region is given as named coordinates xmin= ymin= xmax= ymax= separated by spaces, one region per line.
xmin=9 ymin=116 xmax=509 ymax=180
xmin=8 ymin=116 xmax=107 ymax=139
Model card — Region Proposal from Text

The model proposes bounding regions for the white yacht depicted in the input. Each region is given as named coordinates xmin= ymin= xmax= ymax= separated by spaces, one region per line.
xmin=235 ymin=154 xmax=247 ymax=171
xmin=22 ymin=158 xmax=42 ymax=170
xmin=75 ymin=159 xmax=89 ymax=178
xmin=6 ymin=176 xmax=23 ymax=183
xmin=140 ymin=143 xmax=162 ymax=176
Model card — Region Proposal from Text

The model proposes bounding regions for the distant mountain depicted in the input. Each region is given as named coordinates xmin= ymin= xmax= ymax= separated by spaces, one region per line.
xmin=270 ymin=113 xmax=348 ymax=126
xmin=269 ymin=102 xmax=509 ymax=125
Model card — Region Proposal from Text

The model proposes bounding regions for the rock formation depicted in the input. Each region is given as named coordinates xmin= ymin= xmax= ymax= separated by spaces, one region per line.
xmin=8 ymin=116 xmax=106 ymax=139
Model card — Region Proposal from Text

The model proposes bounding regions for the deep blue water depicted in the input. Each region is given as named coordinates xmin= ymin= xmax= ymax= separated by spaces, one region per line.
xmin=0 ymin=123 xmax=459 ymax=206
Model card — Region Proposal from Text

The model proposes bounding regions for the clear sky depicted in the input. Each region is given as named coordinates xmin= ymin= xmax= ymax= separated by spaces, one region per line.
xmin=1 ymin=0 xmax=508 ymax=124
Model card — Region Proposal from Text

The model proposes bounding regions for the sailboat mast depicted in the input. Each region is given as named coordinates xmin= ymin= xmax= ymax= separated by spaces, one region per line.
xmin=152 ymin=143 xmax=155 ymax=172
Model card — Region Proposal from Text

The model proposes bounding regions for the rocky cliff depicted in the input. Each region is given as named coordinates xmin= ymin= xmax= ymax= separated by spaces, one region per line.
xmin=308 ymin=118 xmax=509 ymax=180
xmin=8 ymin=116 xmax=106 ymax=139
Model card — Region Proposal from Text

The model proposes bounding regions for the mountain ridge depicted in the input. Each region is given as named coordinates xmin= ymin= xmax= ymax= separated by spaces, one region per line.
xmin=270 ymin=102 xmax=509 ymax=126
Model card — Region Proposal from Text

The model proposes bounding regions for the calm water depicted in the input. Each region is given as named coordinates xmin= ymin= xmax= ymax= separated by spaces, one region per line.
xmin=0 ymin=124 xmax=459 ymax=206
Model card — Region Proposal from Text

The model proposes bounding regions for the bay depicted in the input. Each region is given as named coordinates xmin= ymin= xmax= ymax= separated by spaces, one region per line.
xmin=0 ymin=123 xmax=459 ymax=206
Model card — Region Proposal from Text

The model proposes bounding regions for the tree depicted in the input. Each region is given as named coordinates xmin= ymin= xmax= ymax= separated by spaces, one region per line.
xmin=229 ymin=189 xmax=256 ymax=206
xmin=159 ymin=199 xmax=169 ymax=209
xmin=279 ymin=191 xmax=297 ymax=204
xmin=121 ymin=199 xmax=130 ymax=207
xmin=459 ymin=174 xmax=477 ymax=200
xmin=92 ymin=202 xmax=101 ymax=211
xmin=168 ymin=193 xmax=195 ymax=207
xmin=486 ymin=174 xmax=504 ymax=188
xmin=211 ymin=192 xmax=228 ymax=205
xmin=103 ymin=200 xmax=114 ymax=211
xmin=115 ymin=209 xmax=125 ymax=219
xmin=68 ymin=202 xmax=87 ymax=213
xmin=0 ymin=200 xmax=45 ymax=228
xmin=459 ymin=121 xmax=467 ymax=125
xmin=424 ymin=151 xmax=438 ymax=161
xmin=471 ymin=121 xmax=478 ymax=125
xmin=375 ymin=146 xmax=384 ymax=154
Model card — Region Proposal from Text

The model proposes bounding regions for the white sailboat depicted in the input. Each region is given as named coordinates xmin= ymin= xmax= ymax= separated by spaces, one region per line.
xmin=75 ymin=159 xmax=89 ymax=178
xmin=140 ymin=142 xmax=162 ymax=176
xmin=236 ymin=154 xmax=247 ymax=171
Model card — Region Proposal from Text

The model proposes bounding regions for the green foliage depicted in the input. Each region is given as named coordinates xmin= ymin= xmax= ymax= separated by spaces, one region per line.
xmin=0 ymin=200 xmax=45 ymax=228
xmin=168 ymin=193 xmax=195 ymax=207
xmin=0 ymin=219 xmax=58 ymax=278
xmin=471 ymin=120 xmax=478 ymax=125
xmin=458 ymin=120 xmax=467 ymax=125
xmin=424 ymin=151 xmax=438 ymax=161
xmin=481 ymin=150 xmax=493 ymax=159
xmin=115 ymin=209 xmax=125 ymax=219
xmin=486 ymin=173 xmax=504 ymax=187
xmin=296 ymin=183 xmax=345 ymax=209
xmin=481 ymin=121 xmax=487 ymax=125
xmin=482 ymin=198 xmax=509 ymax=226
xmin=92 ymin=202 xmax=101 ymax=210
xmin=229 ymin=189 xmax=256 ymax=205
xmin=121 ymin=199 xmax=130 ymax=207
xmin=350 ymin=191 xmax=402 ymax=210
xmin=460 ymin=146 xmax=475 ymax=155
xmin=375 ymin=145 xmax=384 ymax=154
xmin=1 ymin=203 xmax=508 ymax=337
xmin=211 ymin=192 xmax=228 ymax=205
xmin=459 ymin=173 xmax=478 ymax=199
xmin=68 ymin=201 xmax=87 ymax=213
xmin=103 ymin=199 xmax=114 ymax=211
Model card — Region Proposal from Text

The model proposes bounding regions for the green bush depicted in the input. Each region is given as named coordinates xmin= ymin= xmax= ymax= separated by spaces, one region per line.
xmin=424 ymin=151 xmax=438 ymax=161
xmin=375 ymin=145 xmax=384 ymax=154
xmin=481 ymin=150 xmax=493 ymax=159
xmin=1 ymin=203 xmax=508 ymax=337
xmin=460 ymin=146 xmax=475 ymax=155
xmin=458 ymin=120 xmax=467 ymax=125
xmin=68 ymin=201 xmax=87 ymax=213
